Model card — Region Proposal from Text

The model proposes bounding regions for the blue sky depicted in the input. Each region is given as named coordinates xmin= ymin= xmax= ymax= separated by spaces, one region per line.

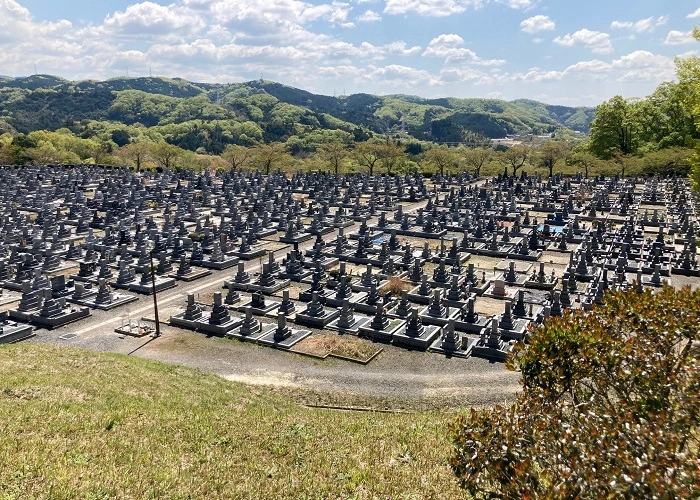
xmin=1 ymin=0 xmax=699 ymax=106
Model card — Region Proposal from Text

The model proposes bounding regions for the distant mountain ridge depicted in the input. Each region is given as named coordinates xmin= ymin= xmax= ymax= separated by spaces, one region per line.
xmin=0 ymin=74 xmax=595 ymax=153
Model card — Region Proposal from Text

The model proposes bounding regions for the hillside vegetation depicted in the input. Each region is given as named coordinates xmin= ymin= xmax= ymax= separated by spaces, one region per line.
xmin=0 ymin=344 xmax=462 ymax=499
xmin=0 ymin=75 xmax=593 ymax=153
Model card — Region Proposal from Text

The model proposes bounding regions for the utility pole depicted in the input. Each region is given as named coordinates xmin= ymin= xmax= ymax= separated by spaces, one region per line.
xmin=149 ymin=249 xmax=161 ymax=337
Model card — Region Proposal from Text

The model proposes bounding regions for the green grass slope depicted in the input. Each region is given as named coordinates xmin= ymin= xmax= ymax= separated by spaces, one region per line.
xmin=0 ymin=344 xmax=463 ymax=499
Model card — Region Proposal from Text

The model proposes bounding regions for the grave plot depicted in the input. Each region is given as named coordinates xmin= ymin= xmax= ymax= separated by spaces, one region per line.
xmin=0 ymin=165 xmax=696 ymax=363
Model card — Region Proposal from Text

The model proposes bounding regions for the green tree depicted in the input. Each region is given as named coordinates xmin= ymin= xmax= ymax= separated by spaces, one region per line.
xmin=352 ymin=140 xmax=383 ymax=176
xmin=317 ymin=140 xmax=350 ymax=176
xmin=423 ymin=145 xmax=458 ymax=176
xmin=638 ymin=146 xmax=693 ymax=176
xmin=118 ymin=142 xmax=152 ymax=171
xmin=450 ymin=286 xmax=700 ymax=498
xmin=252 ymin=142 xmax=288 ymax=175
xmin=588 ymin=96 xmax=640 ymax=159
xmin=535 ymin=140 xmax=570 ymax=177
xmin=501 ymin=144 xmax=530 ymax=176
xmin=221 ymin=144 xmax=252 ymax=172
xmin=0 ymin=134 xmax=15 ymax=164
xmin=460 ymin=146 xmax=492 ymax=177
xmin=149 ymin=142 xmax=184 ymax=170
xmin=568 ymin=148 xmax=599 ymax=178
xmin=379 ymin=139 xmax=406 ymax=175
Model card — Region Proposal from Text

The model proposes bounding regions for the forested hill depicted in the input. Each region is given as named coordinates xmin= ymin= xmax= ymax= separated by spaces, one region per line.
xmin=0 ymin=74 xmax=594 ymax=154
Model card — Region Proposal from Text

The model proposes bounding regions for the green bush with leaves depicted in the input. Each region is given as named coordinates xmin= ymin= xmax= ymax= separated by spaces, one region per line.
xmin=450 ymin=286 xmax=700 ymax=498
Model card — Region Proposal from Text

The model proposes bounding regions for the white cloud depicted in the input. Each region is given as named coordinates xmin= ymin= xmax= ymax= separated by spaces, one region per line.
xmin=383 ymin=0 xmax=533 ymax=17
xmin=423 ymin=34 xmax=505 ymax=65
xmin=520 ymin=15 xmax=554 ymax=34
xmin=554 ymin=29 xmax=613 ymax=54
xmin=687 ymin=7 xmax=700 ymax=19
xmin=504 ymin=0 xmax=535 ymax=9
xmin=384 ymin=41 xmax=422 ymax=55
xmin=664 ymin=30 xmax=696 ymax=45
xmin=384 ymin=0 xmax=480 ymax=17
xmin=358 ymin=9 xmax=381 ymax=22
xmin=362 ymin=64 xmax=440 ymax=89
xmin=514 ymin=50 xmax=675 ymax=84
xmin=103 ymin=1 xmax=205 ymax=35
xmin=610 ymin=16 xmax=668 ymax=33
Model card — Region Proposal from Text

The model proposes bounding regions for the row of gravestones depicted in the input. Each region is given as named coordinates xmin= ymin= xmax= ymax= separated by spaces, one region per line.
xmin=0 ymin=165 xmax=695 ymax=356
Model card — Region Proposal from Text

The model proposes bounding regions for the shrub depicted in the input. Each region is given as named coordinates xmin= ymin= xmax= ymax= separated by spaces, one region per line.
xmin=450 ymin=286 xmax=700 ymax=499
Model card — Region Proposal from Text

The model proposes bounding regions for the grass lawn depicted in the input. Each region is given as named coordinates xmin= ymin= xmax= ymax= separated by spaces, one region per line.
xmin=0 ymin=344 xmax=465 ymax=499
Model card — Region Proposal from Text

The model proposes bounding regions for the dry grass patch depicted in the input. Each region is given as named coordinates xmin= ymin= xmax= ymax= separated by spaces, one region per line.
xmin=380 ymin=276 xmax=412 ymax=296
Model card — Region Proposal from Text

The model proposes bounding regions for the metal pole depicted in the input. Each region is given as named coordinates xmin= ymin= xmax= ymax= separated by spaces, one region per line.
xmin=149 ymin=249 xmax=161 ymax=337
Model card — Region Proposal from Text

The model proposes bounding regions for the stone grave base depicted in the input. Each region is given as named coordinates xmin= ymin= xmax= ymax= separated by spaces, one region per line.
xmin=236 ymin=300 xmax=281 ymax=316
xmin=454 ymin=316 xmax=491 ymax=334
xmin=70 ymin=274 xmax=101 ymax=285
xmin=418 ymin=307 xmax=461 ymax=327
xmin=359 ymin=319 xmax=406 ymax=343
xmin=508 ymin=250 xmax=542 ymax=261
xmin=333 ymin=220 xmax=354 ymax=229
xmin=228 ymin=323 xmax=276 ymax=342
xmin=323 ymin=291 xmax=367 ymax=309
xmin=279 ymin=233 xmax=313 ymax=244
xmin=352 ymin=298 xmax=397 ymax=315
xmin=429 ymin=253 xmax=471 ymax=266
xmin=468 ymin=281 xmax=491 ymax=296
xmin=169 ymin=312 xmax=211 ymax=331
xmin=429 ymin=336 xmax=471 ymax=358
xmin=471 ymin=244 xmax=514 ymax=258
xmin=326 ymin=315 xmax=372 ymax=334
xmin=298 ymin=289 xmax=332 ymax=303
xmin=523 ymin=279 xmax=558 ymax=290
xmin=258 ymin=327 xmax=312 ymax=349
xmin=384 ymin=228 xmax=448 ymax=239
xmin=197 ymin=256 xmax=240 ymax=270
xmin=302 ymin=257 xmax=339 ymax=269
xmin=233 ymin=247 xmax=268 ymax=260
xmin=3 ymin=281 xmax=43 ymax=292
xmin=471 ymin=339 xmax=514 ymax=362
xmin=406 ymin=289 xmax=432 ymax=305
xmin=640 ymin=264 xmax=671 ymax=277
xmin=308 ymin=227 xmax=334 ymax=236
xmin=442 ymin=297 xmax=471 ymax=309
xmin=169 ymin=268 xmax=212 ymax=282
xmin=0 ymin=322 xmax=34 ymax=344
xmin=427 ymin=279 xmax=454 ymax=289
xmin=351 ymin=280 xmax=388 ymax=293
xmin=114 ymin=277 xmax=177 ymax=295
xmin=294 ymin=309 xmax=340 ymax=328
xmin=392 ymin=325 xmax=441 ymax=350
xmin=278 ymin=270 xmax=313 ymax=282
xmin=641 ymin=276 xmax=667 ymax=287
xmin=671 ymin=266 xmax=700 ymax=277
xmin=498 ymin=319 xmax=530 ymax=341
xmin=247 ymin=279 xmax=292 ymax=295
xmin=70 ymin=293 xmax=139 ymax=311
xmin=255 ymin=228 xmax=278 ymax=239
xmin=195 ymin=317 xmax=245 ymax=336
xmin=12 ymin=306 xmax=91 ymax=329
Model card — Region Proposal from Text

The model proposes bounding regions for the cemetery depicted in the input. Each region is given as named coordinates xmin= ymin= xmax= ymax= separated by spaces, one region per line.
xmin=0 ymin=164 xmax=697 ymax=366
